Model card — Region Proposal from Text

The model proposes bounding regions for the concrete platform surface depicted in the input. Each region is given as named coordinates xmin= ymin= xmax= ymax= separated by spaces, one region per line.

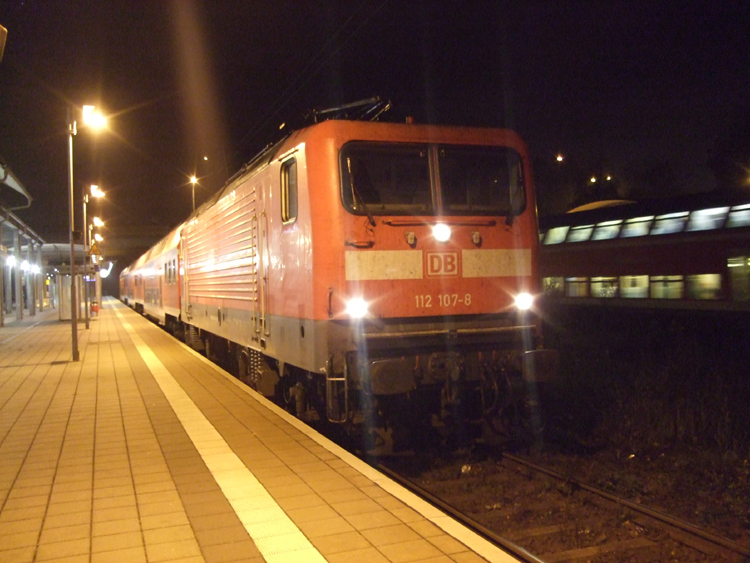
xmin=0 ymin=297 xmax=519 ymax=563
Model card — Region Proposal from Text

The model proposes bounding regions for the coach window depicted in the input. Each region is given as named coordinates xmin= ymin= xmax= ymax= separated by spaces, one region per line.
xmin=620 ymin=216 xmax=653 ymax=238
xmin=650 ymin=275 xmax=684 ymax=299
xmin=620 ymin=275 xmax=649 ymax=298
xmin=686 ymin=207 xmax=729 ymax=231
xmin=565 ymin=277 xmax=588 ymax=297
xmin=726 ymin=204 xmax=750 ymax=228
xmin=687 ymin=274 xmax=722 ymax=300
xmin=592 ymin=220 xmax=622 ymax=240
xmin=728 ymin=256 xmax=750 ymax=301
xmin=281 ymin=158 xmax=298 ymax=224
xmin=590 ymin=277 xmax=618 ymax=298
xmin=543 ymin=277 xmax=564 ymax=296
xmin=543 ymin=226 xmax=569 ymax=245
xmin=567 ymin=224 xmax=594 ymax=243
xmin=650 ymin=212 xmax=689 ymax=236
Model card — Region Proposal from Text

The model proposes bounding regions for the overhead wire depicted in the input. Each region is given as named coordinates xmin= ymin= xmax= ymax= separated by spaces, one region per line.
xmin=231 ymin=0 xmax=390 ymax=162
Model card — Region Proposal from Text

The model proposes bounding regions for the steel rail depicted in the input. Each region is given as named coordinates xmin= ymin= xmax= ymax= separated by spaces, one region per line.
xmin=502 ymin=453 xmax=750 ymax=559
xmin=374 ymin=460 xmax=547 ymax=563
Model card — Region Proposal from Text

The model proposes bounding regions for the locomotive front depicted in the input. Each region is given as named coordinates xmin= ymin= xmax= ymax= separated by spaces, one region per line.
xmin=306 ymin=121 xmax=553 ymax=448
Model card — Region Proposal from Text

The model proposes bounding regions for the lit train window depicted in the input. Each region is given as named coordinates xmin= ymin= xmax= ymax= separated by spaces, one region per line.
xmin=565 ymin=277 xmax=588 ymax=297
xmin=726 ymin=204 xmax=750 ymax=228
xmin=591 ymin=277 xmax=618 ymax=297
xmin=650 ymin=212 xmax=689 ymax=235
xmin=543 ymin=277 xmax=564 ymax=295
xmin=728 ymin=256 xmax=750 ymax=301
xmin=567 ymin=224 xmax=594 ymax=243
xmin=281 ymin=158 xmax=298 ymax=224
xmin=592 ymin=220 xmax=622 ymax=240
xmin=650 ymin=276 xmax=684 ymax=299
xmin=543 ymin=226 xmax=569 ymax=245
xmin=620 ymin=275 xmax=649 ymax=298
xmin=620 ymin=216 xmax=653 ymax=238
xmin=687 ymin=274 xmax=722 ymax=300
xmin=340 ymin=143 xmax=432 ymax=216
xmin=439 ymin=145 xmax=525 ymax=216
xmin=686 ymin=207 xmax=729 ymax=231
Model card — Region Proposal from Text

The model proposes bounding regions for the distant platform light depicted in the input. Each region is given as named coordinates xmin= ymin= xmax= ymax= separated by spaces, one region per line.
xmin=556 ymin=154 xmax=564 ymax=162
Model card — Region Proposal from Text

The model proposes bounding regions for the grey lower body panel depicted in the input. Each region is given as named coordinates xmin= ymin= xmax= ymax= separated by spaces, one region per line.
xmin=184 ymin=303 xmax=536 ymax=375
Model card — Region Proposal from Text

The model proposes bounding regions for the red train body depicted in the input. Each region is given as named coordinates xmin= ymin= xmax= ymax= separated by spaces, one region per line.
xmin=121 ymin=119 xmax=552 ymax=447
xmin=539 ymin=199 xmax=750 ymax=310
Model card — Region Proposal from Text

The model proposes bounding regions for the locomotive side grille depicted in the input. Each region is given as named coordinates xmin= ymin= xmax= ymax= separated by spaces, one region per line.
xmin=184 ymin=183 xmax=260 ymax=308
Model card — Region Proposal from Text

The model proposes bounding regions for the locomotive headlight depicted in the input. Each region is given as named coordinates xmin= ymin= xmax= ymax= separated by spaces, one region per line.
xmin=345 ymin=297 xmax=369 ymax=319
xmin=432 ymin=223 xmax=452 ymax=242
xmin=515 ymin=292 xmax=534 ymax=311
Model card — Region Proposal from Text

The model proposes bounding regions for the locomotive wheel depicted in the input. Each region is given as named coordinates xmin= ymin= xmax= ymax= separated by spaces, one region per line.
xmin=480 ymin=368 xmax=514 ymax=437
xmin=204 ymin=337 xmax=214 ymax=362
xmin=236 ymin=348 xmax=256 ymax=389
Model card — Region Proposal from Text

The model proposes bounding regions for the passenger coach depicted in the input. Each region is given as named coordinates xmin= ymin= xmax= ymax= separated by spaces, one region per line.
xmin=539 ymin=197 xmax=750 ymax=310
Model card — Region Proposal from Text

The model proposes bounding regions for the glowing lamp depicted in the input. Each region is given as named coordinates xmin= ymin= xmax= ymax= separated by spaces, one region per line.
xmin=345 ymin=297 xmax=369 ymax=319
xmin=515 ymin=292 xmax=534 ymax=311
xmin=432 ymin=223 xmax=452 ymax=242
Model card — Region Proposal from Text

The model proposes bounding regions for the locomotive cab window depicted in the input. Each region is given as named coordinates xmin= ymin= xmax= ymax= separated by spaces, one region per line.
xmin=280 ymin=158 xmax=298 ymax=224
xmin=340 ymin=142 xmax=525 ymax=217
xmin=340 ymin=143 xmax=432 ymax=216
xmin=438 ymin=145 xmax=525 ymax=216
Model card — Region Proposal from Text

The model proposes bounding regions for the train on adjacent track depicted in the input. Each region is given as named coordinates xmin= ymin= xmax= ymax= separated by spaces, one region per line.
xmin=539 ymin=197 xmax=750 ymax=311
xmin=120 ymin=115 xmax=555 ymax=450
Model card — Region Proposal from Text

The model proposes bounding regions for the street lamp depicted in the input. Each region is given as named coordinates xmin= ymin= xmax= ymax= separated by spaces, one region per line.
xmin=82 ymin=184 xmax=105 ymax=329
xmin=67 ymin=105 xmax=107 ymax=361
xmin=189 ymin=175 xmax=198 ymax=212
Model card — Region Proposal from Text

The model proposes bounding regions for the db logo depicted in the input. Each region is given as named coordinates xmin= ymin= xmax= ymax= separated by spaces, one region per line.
xmin=425 ymin=251 xmax=460 ymax=277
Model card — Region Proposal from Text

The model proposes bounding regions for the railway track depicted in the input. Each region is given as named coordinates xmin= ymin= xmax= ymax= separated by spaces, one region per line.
xmin=161 ymin=323 xmax=748 ymax=561
xmin=377 ymin=451 xmax=750 ymax=563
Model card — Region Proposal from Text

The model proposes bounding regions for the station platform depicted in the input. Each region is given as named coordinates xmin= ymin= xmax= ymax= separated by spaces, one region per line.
xmin=0 ymin=297 xmax=520 ymax=563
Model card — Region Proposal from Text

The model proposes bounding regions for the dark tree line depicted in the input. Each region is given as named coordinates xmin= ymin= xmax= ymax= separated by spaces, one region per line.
xmin=535 ymin=115 xmax=750 ymax=217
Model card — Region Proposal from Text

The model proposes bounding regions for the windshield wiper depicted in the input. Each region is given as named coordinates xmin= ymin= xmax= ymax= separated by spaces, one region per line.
xmin=347 ymin=158 xmax=377 ymax=227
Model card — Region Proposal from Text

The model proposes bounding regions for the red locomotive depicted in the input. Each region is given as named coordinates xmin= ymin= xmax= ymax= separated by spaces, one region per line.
xmin=121 ymin=117 xmax=554 ymax=449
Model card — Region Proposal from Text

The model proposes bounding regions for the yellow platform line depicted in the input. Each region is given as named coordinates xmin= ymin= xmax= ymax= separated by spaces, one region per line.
xmin=115 ymin=308 xmax=326 ymax=563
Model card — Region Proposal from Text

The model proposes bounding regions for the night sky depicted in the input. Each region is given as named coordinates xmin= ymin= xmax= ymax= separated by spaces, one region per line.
xmin=1 ymin=0 xmax=749 ymax=283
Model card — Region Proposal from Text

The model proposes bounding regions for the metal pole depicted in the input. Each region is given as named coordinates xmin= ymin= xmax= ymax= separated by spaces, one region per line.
xmin=14 ymin=230 xmax=21 ymax=321
xmin=67 ymin=108 xmax=79 ymax=361
xmin=192 ymin=183 xmax=195 ymax=212
xmin=83 ymin=194 xmax=89 ymax=329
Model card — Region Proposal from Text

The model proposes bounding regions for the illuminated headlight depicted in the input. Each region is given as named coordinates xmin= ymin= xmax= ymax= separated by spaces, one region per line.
xmin=515 ymin=292 xmax=534 ymax=311
xmin=432 ymin=223 xmax=452 ymax=242
xmin=345 ymin=297 xmax=369 ymax=319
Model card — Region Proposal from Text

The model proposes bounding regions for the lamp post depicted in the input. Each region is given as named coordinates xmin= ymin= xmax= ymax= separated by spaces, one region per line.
xmin=67 ymin=105 xmax=107 ymax=361
xmin=82 ymin=184 xmax=105 ymax=329
xmin=190 ymin=175 xmax=197 ymax=212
